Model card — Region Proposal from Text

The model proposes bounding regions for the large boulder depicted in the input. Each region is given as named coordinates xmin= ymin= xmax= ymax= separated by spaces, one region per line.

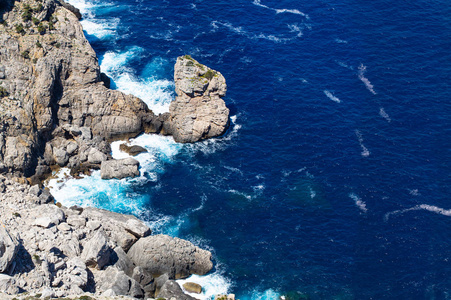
xmin=0 ymin=226 xmax=19 ymax=273
xmin=80 ymin=231 xmax=111 ymax=270
xmin=100 ymin=158 xmax=140 ymax=179
xmin=165 ymin=55 xmax=229 ymax=143
xmin=158 ymin=280 xmax=197 ymax=300
xmin=127 ymin=234 xmax=213 ymax=279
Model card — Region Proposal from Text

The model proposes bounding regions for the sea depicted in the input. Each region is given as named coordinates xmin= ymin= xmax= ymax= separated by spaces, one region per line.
xmin=47 ymin=0 xmax=451 ymax=299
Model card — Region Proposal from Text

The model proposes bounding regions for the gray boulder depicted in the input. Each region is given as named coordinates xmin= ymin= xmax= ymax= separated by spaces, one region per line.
xmin=158 ymin=280 xmax=197 ymax=300
xmin=0 ymin=274 xmax=19 ymax=294
xmin=100 ymin=158 xmax=140 ymax=179
xmin=96 ymin=266 xmax=144 ymax=298
xmin=80 ymin=231 xmax=111 ymax=270
xmin=127 ymin=234 xmax=213 ymax=279
xmin=0 ymin=226 xmax=18 ymax=273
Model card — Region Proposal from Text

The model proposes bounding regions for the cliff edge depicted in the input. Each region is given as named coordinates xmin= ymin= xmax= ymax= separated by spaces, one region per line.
xmin=0 ymin=0 xmax=231 ymax=298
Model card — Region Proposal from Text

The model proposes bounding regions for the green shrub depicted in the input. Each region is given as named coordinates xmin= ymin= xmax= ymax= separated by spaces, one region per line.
xmin=183 ymin=54 xmax=193 ymax=60
xmin=21 ymin=50 xmax=30 ymax=59
xmin=203 ymin=69 xmax=216 ymax=80
xmin=55 ymin=42 xmax=61 ymax=48
xmin=0 ymin=86 xmax=8 ymax=97
xmin=15 ymin=23 xmax=25 ymax=35
xmin=32 ymin=17 xmax=39 ymax=25
xmin=37 ymin=22 xmax=46 ymax=34
xmin=0 ymin=20 xmax=7 ymax=27
xmin=22 ymin=5 xmax=32 ymax=22
xmin=48 ymin=22 xmax=55 ymax=31
xmin=34 ymin=3 xmax=43 ymax=13
xmin=36 ymin=40 xmax=42 ymax=48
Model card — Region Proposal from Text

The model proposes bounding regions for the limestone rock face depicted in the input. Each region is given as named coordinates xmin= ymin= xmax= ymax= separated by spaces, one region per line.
xmin=166 ymin=56 xmax=229 ymax=143
xmin=0 ymin=226 xmax=18 ymax=273
xmin=127 ymin=234 xmax=213 ymax=279
xmin=80 ymin=231 xmax=111 ymax=270
xmin=158 ymin=280 xmax=197 ymax=300
xmin=0 ymin=0 xmax=162 ymax=176
xmin=100 ymin=158 xmax=140 ymax=180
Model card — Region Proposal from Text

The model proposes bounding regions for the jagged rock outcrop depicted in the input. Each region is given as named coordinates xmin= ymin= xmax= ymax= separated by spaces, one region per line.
xmin=0 ymin=0 xmax=162 ymax=177
xmin=100 ymin=157 xmax=140 ymax=180
xmin=0 ymin=175 xmax=211 ymax=299
xmin=164 ymin=55 xmax=230 ymax=143
xmin=127 ymin=234 xmax=213 ymax=279
xmin=158 ymin=280 xmax=197 ymax=300
xmin=0 ymin=0 xmax=223 ymax=299
xmin=0 ymin=226 xmax=18 ymax=273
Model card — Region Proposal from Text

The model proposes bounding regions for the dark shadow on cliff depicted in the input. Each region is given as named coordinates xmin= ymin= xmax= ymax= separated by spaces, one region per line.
xmin=8 ymin=241 xmax=34 ymax=277
xmin=0 ymin=0 xmax=15 ymax=21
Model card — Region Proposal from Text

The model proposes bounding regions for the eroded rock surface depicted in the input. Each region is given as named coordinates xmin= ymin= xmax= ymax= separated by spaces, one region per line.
xmin=164 ymin=55 xmax=230 ymax=143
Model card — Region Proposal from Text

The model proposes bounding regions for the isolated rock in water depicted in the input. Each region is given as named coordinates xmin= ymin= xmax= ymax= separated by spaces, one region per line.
xmin=101 ymin=158 xmax=140 ymax=179
xmin=158 ymin=280 xmax=197 ymax=300
xmin=119 ymin=143 xmax=148 ymax=156
xmin=81 ymin=231 xmax=111 ymax=270
xmin=183 ymin=282 xmax=202 ymax=294
xmin=166 ymin=55 xmax=229 ymax=143
xmin=0 ymin=226 xmax=19 ymax=273
xmin=127 ymin=234 xmax=213 ymax=279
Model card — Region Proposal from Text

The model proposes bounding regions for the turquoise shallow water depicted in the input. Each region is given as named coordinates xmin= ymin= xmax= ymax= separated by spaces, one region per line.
xmin=51 ymin=0 xmax=451 ymax=299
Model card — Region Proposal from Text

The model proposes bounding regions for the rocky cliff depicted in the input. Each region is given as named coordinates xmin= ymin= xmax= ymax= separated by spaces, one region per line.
xmin=163 ymin=55 xmax=229 ymax=143
xmin=0 ymin=0 xmax=231 ymax=298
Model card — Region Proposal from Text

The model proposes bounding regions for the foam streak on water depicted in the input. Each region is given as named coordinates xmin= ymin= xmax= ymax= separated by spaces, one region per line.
xmin=252 ymin=0 xmax=309 ymax=18
xmin=324 ymin=90 xmax=341 ymax=103
xmin=358 ymin=64 xmax=377 ymax=95
xmin=355 ymin=130 xmax=370 ymax=157
xmin=385 ymin=204 xmax=451 ymax=221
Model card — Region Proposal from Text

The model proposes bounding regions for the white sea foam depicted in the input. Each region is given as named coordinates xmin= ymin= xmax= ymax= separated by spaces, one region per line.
xmin=349 ymin=193 xmax=367 ymax=212
xmin=100 ymin=49 xmax=175 ymax=114
xmin=252 ymin=0 xmax=309 ymax=18
xmin=211 ymin=21 xmax=304 ymax=43
xmin=336 ymin=60 xmax=354 ymax=70
xmin=323 ymin=90 xmax=341 ymax=103
xmin=355 ymin=130 xmax=370 ymax=157
xmin=309 ymin=186 xmax=316 ymax=199
xmin=186 ymin=114 xmax=241 ymax=156
xmin=385 ymin=204 xmax=451 ymax=221
xmin=409 ymin=189 xmax=420 ymax=196
xmin=358 ymin=64 xmax=377 ymax=95
xmin=177 ymin=273 xmax=232 ymax=300
xmin=248 ymin=288 xmax=282 ymax=300
xmin=287 ymin=24 xmax=303 ymax=37
xmin=379 ymin=107 xmax=391 ymax=122
xmin=335 ymin=38 xmax=348 ymax=44
xmin=47 ymin=169 xmax=150 ymax=214
xmin=80 ymin=18 xmax=119 ymax=39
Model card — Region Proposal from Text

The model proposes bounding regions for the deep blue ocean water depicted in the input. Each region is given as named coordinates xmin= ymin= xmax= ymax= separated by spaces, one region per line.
xmin=50 ymin=0 xmax=451 ymax=299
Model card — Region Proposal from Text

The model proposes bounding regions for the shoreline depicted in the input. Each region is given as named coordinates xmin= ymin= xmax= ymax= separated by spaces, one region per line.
xmin=0 ymin=0 xmax=235 ymax=298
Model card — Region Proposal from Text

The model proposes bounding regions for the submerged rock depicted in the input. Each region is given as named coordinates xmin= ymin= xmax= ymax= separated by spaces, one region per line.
xmin=165 ymin=55 xmax=230 ymax=143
